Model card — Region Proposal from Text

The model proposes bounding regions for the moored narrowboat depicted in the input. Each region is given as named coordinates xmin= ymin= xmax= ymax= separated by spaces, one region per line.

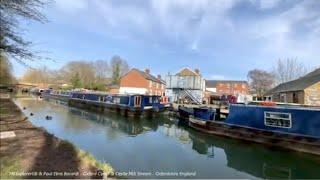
xmin=179 ymin=104 xmax=320 ymax=155
xmin=42 ymin=89 xmax=72 ymax=101
xmin=68 ymin=92 xmax=168 ymax=118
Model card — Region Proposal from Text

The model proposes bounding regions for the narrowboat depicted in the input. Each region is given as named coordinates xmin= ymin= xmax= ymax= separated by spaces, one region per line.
xmin=42 ymin=89 xmax=72 ymax=101
xmin=68 ymin=92 xmax=168 ymax=118
xmin=179 ymin=103 xmax=320 ymax=155
xmin=178 ymin=106 xmax=194 ymax=120
xmin=30 ymin=88 xmax=44 ymax=95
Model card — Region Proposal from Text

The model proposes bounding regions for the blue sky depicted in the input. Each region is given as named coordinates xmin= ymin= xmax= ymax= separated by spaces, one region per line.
xmin=14 ymin=0 xmax=320 ymax=80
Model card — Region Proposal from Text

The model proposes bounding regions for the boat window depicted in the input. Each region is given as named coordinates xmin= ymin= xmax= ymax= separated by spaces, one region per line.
xmin=114 ymin=97 xmax=120 ymax=104
xmin=264 ymin=112 xmax=291 ymax=128
xmin=149 ymin=97 xmax=153 ymax=103
xmin=134 ymin=96 xmax=141 ymax=107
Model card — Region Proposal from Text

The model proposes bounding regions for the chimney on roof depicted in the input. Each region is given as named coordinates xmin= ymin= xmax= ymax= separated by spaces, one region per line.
xmin=195 ymin=69 xmax=200 ymax=74
xmin=145 ymin=68 xmax=150 ymax=74
xmin=157 ymin=75 xmax=161 ymax=79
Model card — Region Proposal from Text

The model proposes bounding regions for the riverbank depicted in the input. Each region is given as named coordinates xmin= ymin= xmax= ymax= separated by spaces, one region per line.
xmin=0 ymin=96 xmax=113 ymax=179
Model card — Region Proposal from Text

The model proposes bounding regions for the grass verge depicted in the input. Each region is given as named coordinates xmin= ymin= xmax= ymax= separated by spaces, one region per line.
xmin=58 ymin=140 xmax=114 ymax=176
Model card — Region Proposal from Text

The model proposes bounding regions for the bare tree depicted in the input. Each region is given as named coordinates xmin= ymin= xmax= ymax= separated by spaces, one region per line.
xmin=21 ymin=66 xmax=51 ymax=84
xmin=20 ymin=57 xmax=130 ymax=90
xmin=0 ymin=0 xmax=49 ymax=64
xmin=61 ymin=61 xmax=96 ymax=88
xmin=110 ymin=55 xmax=129 ymax=85
xmin=247 ymin=69 xmax=275 ymax=99
xmin=273 ymin=58 xmax=308 ymax=85
xmin=93 ymin=60 xmax=110 ymax=84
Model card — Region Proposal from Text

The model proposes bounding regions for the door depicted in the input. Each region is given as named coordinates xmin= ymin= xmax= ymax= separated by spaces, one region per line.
xmin=293 ymin=92 xmax=299 ymax=103
xmin=134 ymin=96 xmax=141 ymax=107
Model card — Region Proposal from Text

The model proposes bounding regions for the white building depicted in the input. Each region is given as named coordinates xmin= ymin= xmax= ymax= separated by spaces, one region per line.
xmin=165 ymin=68 xmax=206 ymax=104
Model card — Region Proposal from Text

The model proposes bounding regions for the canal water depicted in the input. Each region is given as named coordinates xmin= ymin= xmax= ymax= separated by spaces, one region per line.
xmin=14 ymin=96 xmax=320 ymax=179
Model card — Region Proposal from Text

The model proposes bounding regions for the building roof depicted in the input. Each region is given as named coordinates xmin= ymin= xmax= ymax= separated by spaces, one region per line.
xmin=176 ymin=67 xmax=200 ymax=76
xmin=131 ymin=68 xmax=166 ymax=84
xmin=266 ymin=68 xmax=320 ymax=95
xmin=206 ymin=80 xmax=248 ymax=88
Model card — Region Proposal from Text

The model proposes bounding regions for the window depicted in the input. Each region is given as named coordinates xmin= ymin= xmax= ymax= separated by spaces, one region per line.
xmin=134 ymin=96 xmax=141 ymax=107
xmin=149 ymin=81 xmax=152 ymax=88
xmin=264 ymin=112 xmax=292 ymax=128
xmin=149 ymin=97 xmax=153 ymax=103
xmin=113 ymin=97 xmax=120 ymax=104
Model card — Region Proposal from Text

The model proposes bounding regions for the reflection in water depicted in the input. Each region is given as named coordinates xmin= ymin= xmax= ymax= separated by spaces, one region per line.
xmin=187 ymin=128 xmax=320 ymax=179
xmin=14 ymin=97 xmax=320 ymax=179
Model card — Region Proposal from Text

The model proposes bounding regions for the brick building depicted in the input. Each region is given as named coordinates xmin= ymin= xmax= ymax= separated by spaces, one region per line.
xmin=204 ymin=80 xmax=249 ymax=104
xmin=265 ymin=68 xmax=320 ymax=106
xmin=119 ymin=68 xmax=166 ymax=95
xmin=205 ymin=80 xmax=249 ymax=95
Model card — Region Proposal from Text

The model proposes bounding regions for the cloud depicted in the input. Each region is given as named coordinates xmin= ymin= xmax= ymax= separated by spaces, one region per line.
xmin=51 ymin=0 xmax=320 ymax=65
xmin=55 ymin=0 xmax=88 ymax=12
xmin=259 ymin=0 xmax=281 ymax=9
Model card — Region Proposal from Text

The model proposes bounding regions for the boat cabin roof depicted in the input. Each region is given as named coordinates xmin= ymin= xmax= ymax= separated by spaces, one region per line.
xmin=232 ymin=103 xmax=320 ymax=111
xmin=72 ymin=92 xmax=161 ymax=97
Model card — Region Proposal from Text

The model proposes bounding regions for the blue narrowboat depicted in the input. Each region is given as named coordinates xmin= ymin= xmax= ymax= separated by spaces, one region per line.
xmin=69 ymin=92 xmax=167 ymax=117
xmin=42 ymin=89 xmax=72 ymax=101
xmin=179 ymin=104 xmax=320 ymax=155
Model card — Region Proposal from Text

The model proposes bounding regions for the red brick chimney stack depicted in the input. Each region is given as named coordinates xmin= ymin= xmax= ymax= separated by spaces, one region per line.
xmin=145 ymin=68 xmax=150 ymax=74
xmin=195 ymin=69 xmax=200 ymax=75
xmin=157 ymin=75 xmax=161 ymax=79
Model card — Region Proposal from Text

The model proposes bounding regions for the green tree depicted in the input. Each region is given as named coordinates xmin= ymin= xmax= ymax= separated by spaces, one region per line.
xmin=70 ymin=72 xmax=82 ymax=88
xmin=112 ymin=62 xmax=121 ymax=85
xmin=110 ymin=55 xmax=129 ymax=85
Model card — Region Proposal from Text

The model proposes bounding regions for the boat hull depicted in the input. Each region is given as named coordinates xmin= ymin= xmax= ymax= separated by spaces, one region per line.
xmin=43 ymin=93 xmax=71 ymax=101
xmin=188 ymin=118 xmax=320 ymax=155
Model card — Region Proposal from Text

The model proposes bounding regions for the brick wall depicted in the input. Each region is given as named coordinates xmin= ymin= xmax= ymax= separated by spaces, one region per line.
xmin=304 ymin=82 xmax=320 ymax=106
xmin=272 ymin=91 xmax=304 ymax=104
xmin=216 ymin=82 xmax=249 ymax=95
xmin=120 ymin=69 xmax=165 ymax=95
xmin=120 ymin=70 xmax=148 ymax=88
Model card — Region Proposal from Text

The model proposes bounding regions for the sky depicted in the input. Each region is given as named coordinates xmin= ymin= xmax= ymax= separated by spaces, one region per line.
xmin=13 ymin=0 xmax=320 ymax=80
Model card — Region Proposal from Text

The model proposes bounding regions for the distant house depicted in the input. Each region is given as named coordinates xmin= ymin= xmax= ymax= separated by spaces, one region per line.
xmin=165 ymin=67 xmax=205 ymax=104
xmin=119 ymin=68 xmax=165 ymax=95
xmin=265 ymin=68 xmax=320 ymax=105
xmin=205 ymin=80 xmax=249 ymax=95
xmin=204 ymin=80 xmax=249 ymax=104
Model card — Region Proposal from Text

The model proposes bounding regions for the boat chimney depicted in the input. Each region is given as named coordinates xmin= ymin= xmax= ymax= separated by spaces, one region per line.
xmin=145 ymin=68 xmax=150 ymax=74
